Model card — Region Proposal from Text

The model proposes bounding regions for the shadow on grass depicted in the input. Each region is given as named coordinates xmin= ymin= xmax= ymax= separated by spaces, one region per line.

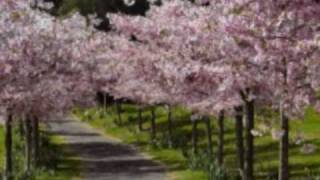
xmin=253 ymin=139 xmax=320 ymax=179
xmin=47 ymin=131 xmax=100 ymax=137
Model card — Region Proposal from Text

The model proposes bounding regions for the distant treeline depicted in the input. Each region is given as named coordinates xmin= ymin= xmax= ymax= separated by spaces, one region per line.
xmin=48 ymin=0 xmax=150 ymax=16
xmin=45 ymin=0 xmax=150 ymax=31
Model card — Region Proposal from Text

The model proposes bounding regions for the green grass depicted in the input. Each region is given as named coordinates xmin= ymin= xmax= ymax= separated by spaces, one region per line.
xmin=0 ymin=128 xmax=4 ymax=166
xmin=57 ymin=0 xmax=97 ymax=16
xmin=74 ymin=105 xmax=320 ymax=180
xmin=0 ymin=124 xmax=80 ymax=180
xmin=34 ymin=134 xmax=81 ymax=180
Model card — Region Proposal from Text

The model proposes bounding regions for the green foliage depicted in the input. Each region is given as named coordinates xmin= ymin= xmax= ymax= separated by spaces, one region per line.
xmin=56 ymin=0 xmax=150 ymax=17
xmin=184 ymin=150 xmax=227 ymax=180
xmin=207 ymin=163 xmax=227 ymax=180
xmin=0 ymin=128 xmax=4 ymax=167
xmin=57 ymin=0 xmax=96 ymax=16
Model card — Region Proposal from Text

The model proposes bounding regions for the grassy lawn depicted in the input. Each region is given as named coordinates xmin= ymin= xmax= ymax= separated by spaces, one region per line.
xmin=34 ymin=134 xmax=81 ymax=180
xmin=0 ymin=124 xmax=81 ymax=180
xmin=74 ymin=104 xmax=320 ymax=180
xmin=0 ymin=128 xmax=4 ymax=167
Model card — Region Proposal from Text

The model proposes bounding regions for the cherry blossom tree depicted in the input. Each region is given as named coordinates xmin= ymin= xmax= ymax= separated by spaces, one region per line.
xmin=2 ymin=0 xmax=318 ymax=179
xmin=0 ymin=0 xmax=104 ymax=178
xmin=103 ymin=1 xmax=247 ymax=176
xmin=222 ymin=0 xmax=320 ymax=179
xmin=105 ymin=1 xmax=320 ymax=179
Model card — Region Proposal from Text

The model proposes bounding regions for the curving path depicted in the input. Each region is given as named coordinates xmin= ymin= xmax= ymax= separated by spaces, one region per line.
xmin=46 ymin=116 xmax=166 ymax=180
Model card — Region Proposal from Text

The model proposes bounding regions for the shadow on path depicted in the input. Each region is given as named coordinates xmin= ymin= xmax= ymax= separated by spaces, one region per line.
xmin=46 ymin=117 xmax=166 ymax=180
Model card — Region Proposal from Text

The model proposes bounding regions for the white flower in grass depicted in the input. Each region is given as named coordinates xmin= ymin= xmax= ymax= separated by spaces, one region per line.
xmin=190 ymin=114 xmax=201 ymax=121
xmin=293 ymin=132 xmax=304 ymax=145
xmin=300 ymin=144 xmax=317 ymax=154
xmin=271 ymin=129 xmax=285 ymax=140
xmin=250 ymin=129 xmax=263 ymax=137
xmin=257 ymin=123 xmax=270 ymax=134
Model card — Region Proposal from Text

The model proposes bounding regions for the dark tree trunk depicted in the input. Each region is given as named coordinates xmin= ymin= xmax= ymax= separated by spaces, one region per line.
xmin=138 ymin=106 xmax=143 ymax=131
xmin=150 ymin=107 xmax=156 ymax=141
xmin=24 ymin=116 xmax=32 ymax=176
xmin=279 ymin=57 xmax=289 ymax=180
xmin=116 ymin=102 xmax=122 ymax=125
xmin=167 ymin=105 xmax=173 ymax=147
xmin=279 ymin=106 xmax=289 ymax=180
xmin=18 ymin=118 xmax=25 ymax=138
xmin=32 ymin=116 xmax=40 ymax=167
xmin=204 ymin=116 xmax=213 ymax=158
xmin=217 ymin=110 xmax=224 ymax=166
xmin=244 ymin=100 xmax=254 ymax=180
xmin=191 ymin=118 xmax=198 ymax=154
xmin=103 ymin=94 xmax=107 ymax=116
xmin=235 ymin=106 xmax=244 ymax=179
xmin=4 ymin=113 xmax=13 ymax=180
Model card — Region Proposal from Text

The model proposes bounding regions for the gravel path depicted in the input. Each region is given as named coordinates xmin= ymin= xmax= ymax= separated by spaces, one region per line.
xmin=46 ymin=116 xmax=166 ymax=180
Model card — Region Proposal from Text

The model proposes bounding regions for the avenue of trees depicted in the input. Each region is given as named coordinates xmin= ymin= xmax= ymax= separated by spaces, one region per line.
xmin=0 ymin=0 xmax=319 ymax=179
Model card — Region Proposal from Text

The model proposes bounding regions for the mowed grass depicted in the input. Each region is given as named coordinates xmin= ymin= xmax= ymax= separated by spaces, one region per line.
xmin=0 ymin=124 xmax=80 ymax=180
xmin=0 ymin=127 xmax=4 ymax=167
xmin=75 ymin=105 xmax=320 ymax=180
xmin=34 ymin=134 xmax=82 ymax=180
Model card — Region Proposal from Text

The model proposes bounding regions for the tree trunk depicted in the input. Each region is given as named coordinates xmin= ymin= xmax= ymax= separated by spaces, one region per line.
xmin=150 ymin=107 xmax=156 ymax=141
xmin=24 ymin=116 xmax=32 ymax=176
xmin=4 ymin=113 xmax=13 ymax=180
xmin=116 ymin=102 xmax=122 ymax=125
xmin=217 ymin=110 xmax=224 ymax=166
xmin=244 ymin=100 xmax=254 ymax=180
xmin=32 ymin=116 xmax=40 ymax=167
xmin=103 ymin=94 xmax=107 ymax=116
xmin=167 ymin=105 xmax=173 ymax=147
xmin=191 ymin=118 xmax=198 ymax=154
xmin=235 ymin=106 xmax=244 ymax=179
xmin=204 ymin=116 xmax=213 ymax=158
xmin=279 ymin=106 xmax=289 ymax=180
xmin=18 ymin=118 xmax=25 ymax=138
xmin=279 ymin=57 xmax=289 ymax=180
xmin=138 ymin=106 xmax=143 ymax=131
